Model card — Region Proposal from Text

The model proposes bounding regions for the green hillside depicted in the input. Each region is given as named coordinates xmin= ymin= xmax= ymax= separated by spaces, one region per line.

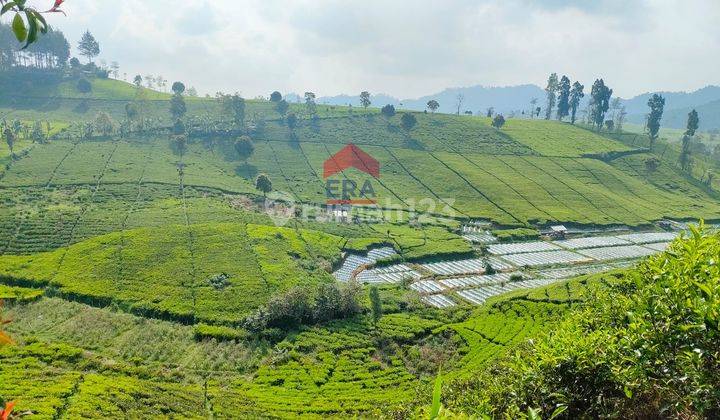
xmin=2 ymin=78 xmax=718 ymax=229
xmin=1 ymin=77 xmax=719 ymax=418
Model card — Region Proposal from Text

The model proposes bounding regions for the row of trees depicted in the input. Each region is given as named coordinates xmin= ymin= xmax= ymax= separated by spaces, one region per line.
xmin=543 ymin=73 xmax=587 ymax=124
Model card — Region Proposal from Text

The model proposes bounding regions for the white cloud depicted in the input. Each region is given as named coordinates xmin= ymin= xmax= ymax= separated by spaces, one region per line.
xmin=28 ymin=0 xmax=720 ymax=98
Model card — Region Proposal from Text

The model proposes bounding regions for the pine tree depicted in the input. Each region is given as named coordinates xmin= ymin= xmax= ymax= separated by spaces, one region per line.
xmin=77 ymin=31 xmax=100 ymax=63
xmin=556 ymin=76 xmax=571 ymax=120
xmin=646 ymin=94 xmax=665 ymax=149
xmin=569 ymin=82 xmax=585 ymax=124
xmin=544 ymin=73 xmax=559 ymax=120
xmin=685 ymin=109 xmax=699 ymax=137
xmin=589 ymin=79 xmax=613 ymax=131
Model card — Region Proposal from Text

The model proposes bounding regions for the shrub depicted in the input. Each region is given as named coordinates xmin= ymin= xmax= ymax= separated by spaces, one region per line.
xmin=381 ymin=104 xmax=396 ymax=117
xmin=76 ymin=78 xmax=92 ymax=94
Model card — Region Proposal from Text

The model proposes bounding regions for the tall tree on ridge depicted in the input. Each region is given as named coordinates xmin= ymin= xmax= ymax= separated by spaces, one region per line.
xmin=544 ymin=73 xmax=558 ymax=120
xmin=426 ymin=100 xmax=439 ymax=113
xmin=170 ymin=81 xmax=186 ymax=121
xmin=556 ymin=75 xmax=571 ymax=121
xmin=646 ymin=93 xmax=665 ymax=150
xmin=569 ymin=81 xmax=584 ymax=124
xmin=685 ymin=109 xmax=699 ymax=137
xmin=360 ymin=91 xmax=371 ymax=109
xmin=304 ymin=92 xmax=317 ymax=115
xmin=77 ymin=30 xmax=100 ymax=63
xmin=589 ymin=79 xmax=613 ymax=131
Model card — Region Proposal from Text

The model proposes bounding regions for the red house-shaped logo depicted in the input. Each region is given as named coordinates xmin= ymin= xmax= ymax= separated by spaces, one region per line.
xmin=323 ymin=143 xmax=380 ymax=179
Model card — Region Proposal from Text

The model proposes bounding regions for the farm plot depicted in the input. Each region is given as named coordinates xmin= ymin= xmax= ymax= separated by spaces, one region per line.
xmin=333 ymin=247 xmax=398 ymax=281
xmin=421 ymin=294 xmax=457 ymax=308
xmin=578 ymin=244 xmax=658 ymax=261
xmin=461 ymin=225 xmax=497 ymax=244
xmin=536 ymin=262 xmax=632 ymax=280
xmin=355 ymin=264 xmax=421 ymax=284
xmin=643 ymin=241 xmax=671 ymax=252
xmin=439 ymin=272 xmax=517 ymax=290
xmin=553 ymin=235 xmax=631 ymax=249
xmin=614 ymin=231 xmax=679 ymax=244
xmin=488 ymin=241 xmax=561 ymax=255
xmin=409 ymin=280 xmax=446 ymax=294
xmin=501 ymin=250 xmax=593 ymax=267
xmin=455 ymin=278 xmax=560 ymax=305
xmin=420 ymin=258 xmax=486 ymax=276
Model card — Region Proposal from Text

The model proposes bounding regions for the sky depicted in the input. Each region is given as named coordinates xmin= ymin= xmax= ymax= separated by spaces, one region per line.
xmin=21 ymin=0 xmax=720 ymax=99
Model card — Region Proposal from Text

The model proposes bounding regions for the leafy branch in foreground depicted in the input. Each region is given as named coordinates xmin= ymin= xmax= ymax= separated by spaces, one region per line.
xmin=0 ymin=0 xmax=65 ymax=49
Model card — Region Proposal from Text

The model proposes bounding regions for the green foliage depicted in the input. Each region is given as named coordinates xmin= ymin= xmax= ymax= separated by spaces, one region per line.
xmin=544 ymin=73 xmax=558 ymax=120
xmin=234 ymin=135 xmax=254 ymax=161
xmin=569 ymin=81 xmax=584 ymax=124
xmin=255 ymin=173 xmax=272 ymax=195
xmin=360 ymin=91 xmax=371 ymax=108
xmin=556 ymin=75 xmax=571 ymax=121
xmin=244 ymin=281 xmax=362 ymax=333
xmin=170 ymin=91 xmax=187 ymax=120
xmin=491 ymin=114 xmax=505 ymax=129
xmin=171 ymin=81 xmax=185 ymax=95
xmin=381 ymin=104 xmax=396 ymax=117
xmin=685 ymin=109 xmax=699 ymax=137
xmin=589 ymin=79 xmax=613 ymax=129
xmin=646 ymin=93 xmax=665 ymax=147
xmin=369 ymin=285 xmax=382 ymax=325
xmin=77 ymin=30 xmax=100 ymax=63
xmin=76 ymin=78 xmax=91 ymax=94
xmin=401 ymin=113 xmax=417 ymax=131
xmin=0 ymin=0 xmax=61 ymax=49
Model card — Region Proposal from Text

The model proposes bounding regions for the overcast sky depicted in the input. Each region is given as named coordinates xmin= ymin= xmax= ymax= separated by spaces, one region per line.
xmin=27 ymin=0 xmax=720 ymax=99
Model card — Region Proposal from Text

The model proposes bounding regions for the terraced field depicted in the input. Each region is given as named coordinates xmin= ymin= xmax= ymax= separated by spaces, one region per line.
xmin=1 ymin=78 xmax=716 ymax=418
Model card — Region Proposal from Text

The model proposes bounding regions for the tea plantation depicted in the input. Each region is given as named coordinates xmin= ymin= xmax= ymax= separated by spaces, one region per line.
xmin=1 ymin=78 xmax=719 ymax=418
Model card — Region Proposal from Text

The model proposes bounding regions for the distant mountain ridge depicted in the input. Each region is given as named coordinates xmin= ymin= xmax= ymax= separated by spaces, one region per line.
xmin=288 ymin=84 xmax=546 ymax=115
xmin=284 ymin=83 xmax=720 ymax=130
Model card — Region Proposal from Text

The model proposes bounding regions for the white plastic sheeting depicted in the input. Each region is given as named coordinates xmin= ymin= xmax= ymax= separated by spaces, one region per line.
xmin=614 ymin=232 xmax=678 ymax=244
xmin=456 ymin=278 xmax=559 ymax=305
xmin=333 ymin=247 xmax=397 ymax=281
xmin=553 ymin=236 xmax=631 ymax=250
xmin=409 ymin=280 xmax=446 ymax=294
xmin=356 ymin=264 xmax=422 ymax=284
xmin=439 ymin=272 xmax=517 ymax=289
xmin=501 ymin=250 xmax=592 ymax=267
xmin=488 ymin=241 xmax=561 ymax=255
xmin=422 ymin=294 xmax=457 ymax=308
xmin=578 ymin=245 xmax=657 ymax=261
